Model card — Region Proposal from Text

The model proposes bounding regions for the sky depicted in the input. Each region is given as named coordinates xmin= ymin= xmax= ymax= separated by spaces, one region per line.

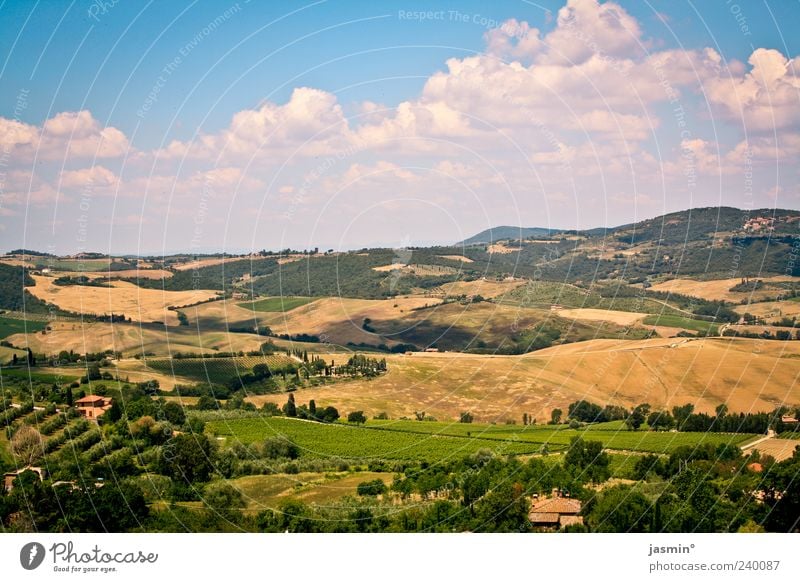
xmin=0 ymin=0 xmax=798 ymax=255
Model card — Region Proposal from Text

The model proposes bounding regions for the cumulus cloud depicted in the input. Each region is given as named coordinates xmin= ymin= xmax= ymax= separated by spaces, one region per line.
xmin=60 ymin=165 xmax=119 ymax=190
xmin=4 ymin=0 xmax=799 ymax=249
xmin=0 ymin=110 xmax=130 ymax=161
xmin=705 ymin=48 xmax=800 ymax=131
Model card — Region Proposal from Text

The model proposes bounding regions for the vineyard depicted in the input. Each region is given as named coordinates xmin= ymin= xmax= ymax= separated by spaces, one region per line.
xmin=364 ymin=420 xmax=756 ymax=455
xmin=145 ymin=354 xmax=297 ymax=383
xmin=205 ymin=416 xmax=550 ymax=461
xmin=204 ymin=415 xmax=757 ymax=459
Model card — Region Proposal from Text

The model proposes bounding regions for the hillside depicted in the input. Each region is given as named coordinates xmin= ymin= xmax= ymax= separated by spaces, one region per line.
xmin=459 ymin=226 xmax=562 ymax=245
xmin=246 ymin=338 xmax=800 ymax=421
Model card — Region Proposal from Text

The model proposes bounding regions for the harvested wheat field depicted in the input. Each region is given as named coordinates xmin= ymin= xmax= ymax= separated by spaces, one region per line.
xmin=77 ymin=269 xmax=174 ymax=280
xmin=372 ymin=263 xmax=407 ymax=272
xmin=247 ymin=338 xmax=800 ymax=422
xmin=649 ymin=276 xmax=797 ymax=302
xmin=372 ymin=263 xmax=457 ymax=276
xmin=6 ymin=320 xmax=269 ymax=357
xmin=254 ymin=295 xmax=443 ymax=345
xmin=26 ymin=274 xmax=218 ymax=324
xmin=744 ymin=438 xmax=800 ymax=462
xmin=438 ymin=255 xmax=474 ymax=263
xmin=487 ymin=244 xmax=521 ymax=254
xmin=557 ymin=308 xmax=646 ymax=326
xmin=172 ymin=255 xmax=270 ymax=271
xmin=439 ymin=278 xmax=525 ymax=299
xmin=734 ymin=299 xmax=800 ymax=321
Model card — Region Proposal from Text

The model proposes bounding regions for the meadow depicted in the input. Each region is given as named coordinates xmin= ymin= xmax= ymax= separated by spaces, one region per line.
xmin=240 ymin=296 xmax=315 ymax=313
xmin=0 ymin=315 xmax=47 ymax=339
xmin=642 ymin=314 xmax=719 ymax=334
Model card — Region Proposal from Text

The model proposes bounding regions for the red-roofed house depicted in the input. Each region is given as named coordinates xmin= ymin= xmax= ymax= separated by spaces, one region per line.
xmin=529 ymin=490 xmax=583 ymax=530
xmin=75 ymin=395 xmax=113 ymax=420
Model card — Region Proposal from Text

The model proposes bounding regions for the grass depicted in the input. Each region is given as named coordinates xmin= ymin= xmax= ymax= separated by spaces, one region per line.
xmin=229 ymin=471 xmax=394 ymax=511
xmin=35 ymin=259 xmax=112 ymax=272
xmin=240 ymin=297 xmax=315 ymax=313
xmin=642 ymin=314 xmax=719 ymax=334
xmin=0 ymin=315 xmax=47 ymax=339
xmin=0 ymin=367 xmax=79 ymax=383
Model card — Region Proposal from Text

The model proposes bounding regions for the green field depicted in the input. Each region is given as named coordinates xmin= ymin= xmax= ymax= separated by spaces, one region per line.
xmin=239 ymin=296 xmax=315 ymax=313
xmin=206 ymin=417 xmax=551 ymax=461
xmin=363 ymin=420 xmax=752 ymax=454
xmin=0 ymin=367 xmax=78 ymax=383
xmin=34 ymin=259 xmax=113 ymax=272
xmin=0 ymin=315 xmax=47 ymax=339
xmin=146 ymin=354 xmax=297 ymax=383
xmin=643 ymin=314 xmax=719 ymax=334
xmin=204 ymin=416 xmax=754 ymax=460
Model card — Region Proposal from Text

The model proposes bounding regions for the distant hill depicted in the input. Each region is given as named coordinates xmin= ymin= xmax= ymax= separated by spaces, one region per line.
xmin=459 ymin=226 xmax=562 ymax=245
xmin=460 ymin=207 xmax=800 ymax=246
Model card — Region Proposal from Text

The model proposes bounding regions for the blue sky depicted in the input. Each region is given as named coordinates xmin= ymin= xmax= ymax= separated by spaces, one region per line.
xmin=1 ymin=0 xmax=798 ymax=253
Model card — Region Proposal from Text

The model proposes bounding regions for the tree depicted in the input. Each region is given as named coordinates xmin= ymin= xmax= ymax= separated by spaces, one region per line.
xmin=357 ymin=479 xmax=387 ymax=496
xmin=586 ymin=485 xmax=652 ymax=532
xmin=104 ymin=399 xmax=123 ymax=423
xmin=672 ymin=403 xmax=694 ymax=430
xmin=11 ymin=425 xmax=44 ymax=466
xmin=162 ymin=401 xmax=186 ymax=426
xmin=715 ymin=403 xmax=729 ymax=418
xmin=564 ymin=436 xmax=610 ymax=483
xmin=203 ymin=481 xmax=246 ymax=517
xmin=196 ymin=395 xmax=218 ymax=410
xmin=459 ymin=411 xmax=474 ymax=424
xmin=568 ymin=400 xmax=604 ymax=423
xmin=261 ymin=402 xmax=281 ymax=416
xmin=626 ymin=403 xmax=651 ymax=431
xmin=318 ymin=406 xmax=339 ymax=423
xmin=550 ymin=408 xmax=562 ymax=425
xmin=647 ymin=410 xmax=674 ymax=431
xmin=262 ymin=437 xmax=299 ymax=459
xmin=160 ymin=433 xmax=216 ymax=483
xmin=66 ymin=384 xmax=74 ymax=407
xmin=308 ymin=399 xmax=317 ymax=418
xmin=348 ymin=410 xmax=367 ymax=425
xmin=283 ymin=393 xmax=297 ymax=417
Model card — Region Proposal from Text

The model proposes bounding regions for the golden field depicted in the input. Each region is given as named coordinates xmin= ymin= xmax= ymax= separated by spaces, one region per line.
xmin=246 ymin=338 xmax=800 ymax=421
xmin=26 ymin=274 xmax=218 ymax=324
xmin=648 ymin=276 xmax=795 ymax=303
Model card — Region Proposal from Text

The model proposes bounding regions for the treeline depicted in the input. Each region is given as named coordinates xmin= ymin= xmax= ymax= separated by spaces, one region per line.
xmin=565 ymin=399 xmax=799 ymax=434
xmin=723 ymin=328 xmax=800 ymax=341
xmin=0 ymin=263 xmax=52 ymax=313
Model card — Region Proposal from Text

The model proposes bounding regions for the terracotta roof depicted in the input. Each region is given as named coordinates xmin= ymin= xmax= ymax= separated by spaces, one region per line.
xmin=529 ymin=512 xmax=560 ymax=524
xmin=75 ymin=395 xmax=105 ymax=404
xmin=531 ymin=497 xmax=581 ymax=515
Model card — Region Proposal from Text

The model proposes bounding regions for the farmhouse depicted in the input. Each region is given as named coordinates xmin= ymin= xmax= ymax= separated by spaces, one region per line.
xmin=3 ymin=466 xmax=44 ymax=492
xmin=75 ymin=395 xmax=113 ymax=420
xmin=529 ymin=489 xmax=583 ymax=529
